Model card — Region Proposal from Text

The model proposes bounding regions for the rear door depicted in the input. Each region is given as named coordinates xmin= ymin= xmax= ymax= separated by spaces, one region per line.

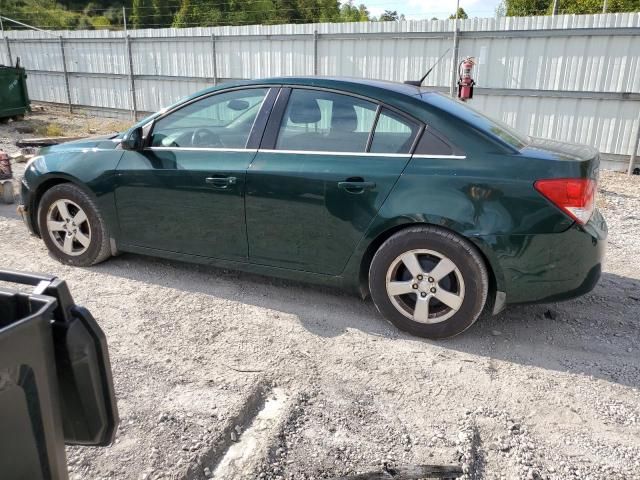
xmin=115 ymin=87 xmax=276 ymax=261
xmin=245 ymin=87 xmax=422 ymax=275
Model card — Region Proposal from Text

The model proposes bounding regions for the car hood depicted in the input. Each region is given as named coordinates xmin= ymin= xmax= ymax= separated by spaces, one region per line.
xmin=39 ymin=134 xmax=121 ymax=155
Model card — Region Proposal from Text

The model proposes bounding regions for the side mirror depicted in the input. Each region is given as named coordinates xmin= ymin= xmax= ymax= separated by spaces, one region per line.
xmin=121 ymin=126 xmax=143 ymax=151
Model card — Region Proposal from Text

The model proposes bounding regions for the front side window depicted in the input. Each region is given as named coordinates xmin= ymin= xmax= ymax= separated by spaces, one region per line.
xmin=276 ymin=89 xmax=377 ymax=153
xmin=150 ymin=88 xmax=268 ymax=149
xmin=369 ymin=108 xmax=420 ymax=154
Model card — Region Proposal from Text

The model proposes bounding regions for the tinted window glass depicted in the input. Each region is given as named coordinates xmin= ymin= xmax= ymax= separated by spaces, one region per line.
xmin=369 ymin=108 xmax=420 ymax=154
xmin=421 ymin=92 xmax=529 ymax=150
xmin=276 ymin=89 xmax=377 ymax=153
xmin=151 ymin=88 xmax=267 ymax=148
xmin=414 ymin=128 xmax=457 ymax=156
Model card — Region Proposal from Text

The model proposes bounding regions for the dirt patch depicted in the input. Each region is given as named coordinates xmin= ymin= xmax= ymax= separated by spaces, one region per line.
xmin=0 ymin=111 xmax=638 ymax=480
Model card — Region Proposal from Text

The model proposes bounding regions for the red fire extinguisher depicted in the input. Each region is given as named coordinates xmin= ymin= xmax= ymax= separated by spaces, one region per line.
xmin=457 ymin=57 xmax=475 ymax=101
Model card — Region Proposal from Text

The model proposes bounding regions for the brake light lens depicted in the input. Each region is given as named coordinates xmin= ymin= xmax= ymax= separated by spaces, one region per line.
xmin=534 ymin=178 xmax=596 ymax=225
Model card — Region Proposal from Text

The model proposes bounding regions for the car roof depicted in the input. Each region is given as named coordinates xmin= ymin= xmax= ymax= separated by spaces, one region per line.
xmin=193 ymin=76 xmax=437 ymax=101
xmin=257 ymin=76 xmax=429 ymax=95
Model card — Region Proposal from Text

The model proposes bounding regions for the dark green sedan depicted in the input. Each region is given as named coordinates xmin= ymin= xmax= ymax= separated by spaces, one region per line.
xmin=18 ymin=77 xmax=607 ymax=339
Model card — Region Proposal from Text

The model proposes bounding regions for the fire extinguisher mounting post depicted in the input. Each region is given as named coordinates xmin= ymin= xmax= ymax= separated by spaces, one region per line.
xmin=449 ymin=0 xmax=461 ymax=97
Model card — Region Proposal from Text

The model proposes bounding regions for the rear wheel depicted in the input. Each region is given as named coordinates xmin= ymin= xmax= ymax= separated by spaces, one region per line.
xmin=369 ymin=226 xmax=488 ymax=339
xmin=37 ymin=183 xmax=112 ymax=266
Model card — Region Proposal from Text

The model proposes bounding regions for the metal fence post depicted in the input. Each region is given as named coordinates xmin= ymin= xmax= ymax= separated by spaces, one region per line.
xmin=450 ymin=0 xmax=460 ymax=98
xmin=628 ymin=114 xmax=640 ymax=175
xmin=59 ymin=36 xmax=72 ymax=113
xmin=211 ymin=34 xmax=218 ymax=86
xmin=450 ymin=29 xmax=460 ymax=97
xmin=313 ymin=30 xmax=319 ymax=76
xmin=125 ymin=34 xmax=137 ymax=121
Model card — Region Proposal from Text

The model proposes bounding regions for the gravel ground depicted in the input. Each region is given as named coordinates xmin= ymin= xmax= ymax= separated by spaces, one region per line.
xmin=1 ymin=111 xmax=639 ymax=480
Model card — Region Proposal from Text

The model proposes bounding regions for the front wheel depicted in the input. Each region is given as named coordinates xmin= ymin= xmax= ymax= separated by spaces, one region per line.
xmin=369 ymin=226 xmax=488 ymax=339
xmin=37 ymin=183 xmax=112 ymax=267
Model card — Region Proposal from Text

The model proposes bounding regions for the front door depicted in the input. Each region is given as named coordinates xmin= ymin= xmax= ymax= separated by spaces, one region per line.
xmin=115 ymin=87 xmax=274 ymax=261
xmin=246 ymin=88 xmax=422 ymax=275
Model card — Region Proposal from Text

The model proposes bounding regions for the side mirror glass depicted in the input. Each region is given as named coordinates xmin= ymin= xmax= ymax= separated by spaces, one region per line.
xmin=121 ymin=127 xmax=144 ymax=151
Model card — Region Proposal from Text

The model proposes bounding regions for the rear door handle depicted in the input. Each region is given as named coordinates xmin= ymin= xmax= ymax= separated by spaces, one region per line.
xmin=338 ymin=180 xmax=376 ymax=193
xmin=206 ymin=176 xmax=237 ymax=188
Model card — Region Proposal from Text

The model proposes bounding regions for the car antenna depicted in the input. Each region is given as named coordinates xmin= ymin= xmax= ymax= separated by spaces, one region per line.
xmin=404 ymin=47 xmax=452 ymax=87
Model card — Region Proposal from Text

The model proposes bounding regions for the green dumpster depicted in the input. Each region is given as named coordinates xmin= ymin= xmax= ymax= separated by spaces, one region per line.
xmin=0 ymin=61 xmax=30 ymax=120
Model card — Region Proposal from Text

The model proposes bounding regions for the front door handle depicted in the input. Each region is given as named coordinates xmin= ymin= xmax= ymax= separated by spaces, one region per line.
xmin=206 ymin=176 xmax=237 ymax=188
xmin=338 ymin=180 xmax=376 ymax=194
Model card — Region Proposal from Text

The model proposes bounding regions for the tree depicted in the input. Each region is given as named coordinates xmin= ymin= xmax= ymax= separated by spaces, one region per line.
xmin=172 ymin=0 xmax=223 ymax=27
xmin=132 ymin=0 xmax=154 ymax=29
xmin=0 ymin=0 xmax=406 ymax=30
xmin=152 ymin=0 xmax=172 ymax=27
xmin=503 ymin=0 xmax=640 ymax=15
xmin=449 ymin=7 xmax=469 ymax=19
xmin=339 ymin=0 xmax=370 ymax=21
xmin=504 ymin=0 xmax=549 ymax=15
xmin=378 ymin=9 xmax=399 ymax=21
xmin=550 ymin=0 xmax=640 ymax=14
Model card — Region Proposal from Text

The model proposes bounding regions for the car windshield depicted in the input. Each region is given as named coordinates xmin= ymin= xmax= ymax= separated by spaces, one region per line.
xmin=421 ymin=92 xmax=530 ymax=150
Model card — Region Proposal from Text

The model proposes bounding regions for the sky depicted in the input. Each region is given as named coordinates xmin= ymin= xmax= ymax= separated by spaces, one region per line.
xmin=361 ymin=0 xmax=504 ymax=20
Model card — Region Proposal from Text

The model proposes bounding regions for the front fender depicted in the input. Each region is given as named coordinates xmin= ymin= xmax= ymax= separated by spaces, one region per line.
xmin=22 ymin=150 xmax=124 ymax=239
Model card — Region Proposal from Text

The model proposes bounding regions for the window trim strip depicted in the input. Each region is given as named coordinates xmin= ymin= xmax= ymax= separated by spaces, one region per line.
xmin=143 ymin=147 xmax=465 ymax=159
xmin=412 ymin=154 xmax=467 ymax=159
xmin=147 ymin=147 xmax=257 ymax=153
xmin=259 ymin=148 xmax=411 ymax=157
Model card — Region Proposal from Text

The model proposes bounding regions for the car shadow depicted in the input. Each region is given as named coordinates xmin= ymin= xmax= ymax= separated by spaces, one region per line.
xmin=84 ymin=251 xmax=639 ymax=390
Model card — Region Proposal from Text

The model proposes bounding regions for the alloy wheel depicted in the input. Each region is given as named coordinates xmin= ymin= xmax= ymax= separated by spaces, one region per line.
xmin=46 ymin=199 xmax=92 ymax=256
xmin=385 ymin=249 xmax=465 ymax=324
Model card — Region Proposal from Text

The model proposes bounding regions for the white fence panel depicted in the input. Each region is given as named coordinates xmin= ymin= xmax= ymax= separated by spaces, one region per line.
xmin=24 ymin=71 xmax=67 ymax=104
xmin=65 ymin=39 xmax=128 ymax=75
xmin=69 ymin=74 xmax=131 ymax=109
xmin=134 ymin=77 xmax=211 ymax=112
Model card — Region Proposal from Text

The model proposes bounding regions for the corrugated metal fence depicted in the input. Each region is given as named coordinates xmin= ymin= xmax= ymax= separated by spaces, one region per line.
xmin=1 ymin=13 xmax=639 ymax=161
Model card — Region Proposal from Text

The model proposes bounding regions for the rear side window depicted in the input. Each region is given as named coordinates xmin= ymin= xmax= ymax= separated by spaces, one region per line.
xmin=414 ymin=128 xmax=461 ymax=156
xmin=422 ymin=92 xmax=528 ymax=150
xmin=369 ymin=108 xmax=420 ymax=154
xmin=276 ymin=89 xmax=377 ymax=153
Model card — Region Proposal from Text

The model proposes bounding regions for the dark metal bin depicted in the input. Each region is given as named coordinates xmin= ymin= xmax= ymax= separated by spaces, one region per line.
xmin=0 ymin=270 xmax=119 ymax=480
xmin=0 ymin=60 xmax=30 ymax=120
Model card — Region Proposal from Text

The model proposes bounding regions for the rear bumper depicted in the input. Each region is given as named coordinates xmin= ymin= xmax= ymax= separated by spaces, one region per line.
xmin=483 ymin=209 xmax=607 ymax=305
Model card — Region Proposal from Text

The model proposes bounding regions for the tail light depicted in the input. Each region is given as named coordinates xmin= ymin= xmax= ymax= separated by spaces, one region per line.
xmin=534 ymin=178 xmax=596 ymax=225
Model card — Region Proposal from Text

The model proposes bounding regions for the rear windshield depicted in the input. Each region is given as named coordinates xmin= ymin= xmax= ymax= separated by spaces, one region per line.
xmin=421 ymin=93 xmax=529 ymax=150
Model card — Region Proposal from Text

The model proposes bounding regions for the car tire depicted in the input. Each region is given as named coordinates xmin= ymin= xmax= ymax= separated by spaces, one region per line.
xmin=369 ymin=226 xmax=488 ymax=339
xmin=37 ymin=183 xmax=112 ymax=267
